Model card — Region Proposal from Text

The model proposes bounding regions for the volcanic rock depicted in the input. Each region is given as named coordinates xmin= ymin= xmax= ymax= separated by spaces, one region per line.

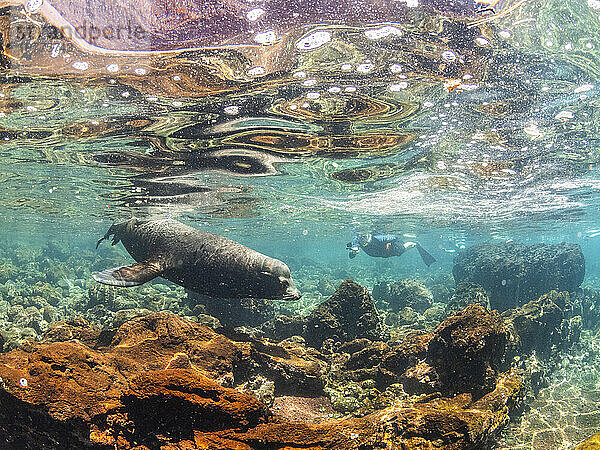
xmin=0 ymin=311 xmax=526 ymax=449
xmin=427 ymin=303 xmax=509 ymax=398
xmin=372 ymin=278 xmax=433 ymax=313
xmin=453 ymin=242 xmax=585 ymax=310
xmin=187 ymin=291 xmax=275 ymax=328
xmin=305 ymin=279 xmax=386 ymax=349
xmin=502 ymin=290 xmax=582 ymax=359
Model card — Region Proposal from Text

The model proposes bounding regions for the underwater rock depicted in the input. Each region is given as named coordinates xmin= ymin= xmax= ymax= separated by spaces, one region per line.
xmin=304 ymin=279 xmax=386 ymax=350
xmin=372 ymin=278 xmax=433 ymax=313
xmin=428 ymin=304 xmax=508 ymax=398
xmin=0 ymin=311 xmax=525 ymax=449
xmin=316 ymin=275 xmax=344 ymax=296
xmin=258 ymin=314 xmax=306 ymax=341
xmin=112 ymin=308 xmax=154 ymax=328
xmin=13 ymin=306 xmax=45 ymax=334
xmin=446 ymin=281 xmax=490 ymax=315
xmin=0 ymin=263 xmax=17 ymax=284
xmin=453 ymin=242 xmax=585 ymax=311
xmin=187 ymin=291 xmax=275 ymax=328
xmin=378 ymin=332 xmax=433 ymax=389
xmin=41 ymin=318 xmax=102 ymax=348
xmin=271 ymin=395 xmax=337 ymax=423
xmin=574 ymin=432 xmax=600 ymax=449
xmin=502 ymin=290 xmax=582 ymax=360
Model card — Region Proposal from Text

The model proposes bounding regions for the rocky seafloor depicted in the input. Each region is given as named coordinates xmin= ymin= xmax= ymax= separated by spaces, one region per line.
xmin=0 ymin=240 xmax=599 ymax=448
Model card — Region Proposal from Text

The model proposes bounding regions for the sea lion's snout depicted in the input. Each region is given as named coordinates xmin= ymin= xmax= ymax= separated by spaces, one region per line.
xmin=279 ymin=276 xmax=301 ymax=301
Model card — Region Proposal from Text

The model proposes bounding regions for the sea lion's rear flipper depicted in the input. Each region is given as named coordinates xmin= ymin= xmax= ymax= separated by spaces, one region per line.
xmin=93 ymin=260 xmax=163 ymax=287
xmin=415 ymin=243 xmax=436 ymax=267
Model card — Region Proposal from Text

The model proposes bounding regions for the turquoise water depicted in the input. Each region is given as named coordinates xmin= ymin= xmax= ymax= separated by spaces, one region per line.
xmin=3 ymin=0 xmax=600 ymax=447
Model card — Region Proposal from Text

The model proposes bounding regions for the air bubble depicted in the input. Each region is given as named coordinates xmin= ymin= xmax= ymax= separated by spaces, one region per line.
xmin=364 ymin=26 xmax=402 ymax=40
xmin=441 ymin=50 xmax=457 ymax=62
xmin=574 ymin=84 xmax=594 ymax=93
xmin=296 ymin=31 xmax=331 ymax=51
xmin=357 ymin=63 xmax=374 ymax=73
xmin=247 ymin=66 xmax=266 ymax=76
xmin=254 ymin=30 xmax=277 ymax=45
xmin=25 ymin=0 xmax=42 ymax=13
xmin=72 ymin=61 xmax=88 ymax=70
xmin=246 ymin=8 xmax=265 ymax=21
xmin=389 ymin=82 xmax=408 ymax=91
xmin=106 ymin=63 xmax=119 ymax=73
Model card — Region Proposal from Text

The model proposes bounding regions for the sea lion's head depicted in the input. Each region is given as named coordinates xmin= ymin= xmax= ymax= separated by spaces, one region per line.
xmin=260 ymin=259 xmax=301 ymax=301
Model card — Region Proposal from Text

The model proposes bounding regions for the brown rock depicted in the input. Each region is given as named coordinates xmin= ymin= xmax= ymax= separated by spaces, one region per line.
xmin=428 ymin=304 xmax=508 ymax=398
xmin=0 ymin=312 xmax=524 ymax=449
xmin=305 ymin=279 xmax=386 ymax=349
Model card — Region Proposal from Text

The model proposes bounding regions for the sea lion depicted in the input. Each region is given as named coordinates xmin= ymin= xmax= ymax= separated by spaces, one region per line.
xmin=93 ymin=218 xmax=301 ymax=300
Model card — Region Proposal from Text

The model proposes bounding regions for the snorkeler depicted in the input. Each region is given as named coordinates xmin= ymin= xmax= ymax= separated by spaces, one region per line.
xmin=346 ymin=233 xmax=437 ymax=266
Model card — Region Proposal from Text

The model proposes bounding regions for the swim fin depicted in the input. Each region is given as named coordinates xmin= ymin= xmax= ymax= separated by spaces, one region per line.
xmin=415 ymin=243 xmax=436 ymax=267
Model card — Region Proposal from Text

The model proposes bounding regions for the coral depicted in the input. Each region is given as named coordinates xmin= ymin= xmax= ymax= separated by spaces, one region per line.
xmin=0 ymin=263 xmax=18 ymax=284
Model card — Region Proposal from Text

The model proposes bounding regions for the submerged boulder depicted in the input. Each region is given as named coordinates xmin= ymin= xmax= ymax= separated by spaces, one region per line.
xmin=446 ymin=281 xmax=490 ymax=315
xmin=186 ymin=292 xmax=275 ymax=328
xmin=453 ymin=242 xmax=585 ymax=311
xmin=427 ymin=304 xmax=509 ymax=398
xmin=0 ymin=311 xmax=525 ymax=449
xmin=502 ymin=290 xmax=582 ymax=359
xmin=305 ymin=279 xmax=386 ymax=349
xmin=372 ymin=278 xmax=433 ymax=313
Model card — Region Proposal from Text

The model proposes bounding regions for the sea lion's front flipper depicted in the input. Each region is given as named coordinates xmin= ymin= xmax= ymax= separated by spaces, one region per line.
xmin=93 ymin=260 xmax=163 ymax=287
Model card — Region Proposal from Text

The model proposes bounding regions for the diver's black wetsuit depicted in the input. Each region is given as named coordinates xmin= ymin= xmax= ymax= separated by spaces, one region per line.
xmin=350 ymin=234 xmax=406 ymax=257
xmin=346 ymin=233 xmax=436 ymax=266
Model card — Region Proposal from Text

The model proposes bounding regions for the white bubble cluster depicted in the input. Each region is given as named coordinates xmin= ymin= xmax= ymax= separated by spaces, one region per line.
xmin=106 ymin=63 xmax=119 ymax=73
xmin=574 ymin=84 xmax=594 ymax=93
xmin=296 ymin=31 xmax=331 ymax=51
xmin=390 ymin=64 xmax=403 ymax=73
xmin=357 ymin=63 xmax=374 ymax=74
xmin=364 ymin=26 xmax=402 ymax=40
xmin=254 ymin=30 xmax=277 ymax=45
xmin=247 ymin=66 xmax=266 ymax=76
xmin=224 ymin=106 xmax=239 ymax=115
xmin=389 ymin=82 xmax=408 ymax=91
xmin=25 ymin=0 xmax=43 ymax=13
xmin=72 ymin=61 xmax=88 ymax=70
xmin=246 ymin=8 xmax=265 ymax=21
xmin=441 ymin=50 xmax=457 ymax=62
xmin=134 ymin=68 xmax=147 ymax=75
